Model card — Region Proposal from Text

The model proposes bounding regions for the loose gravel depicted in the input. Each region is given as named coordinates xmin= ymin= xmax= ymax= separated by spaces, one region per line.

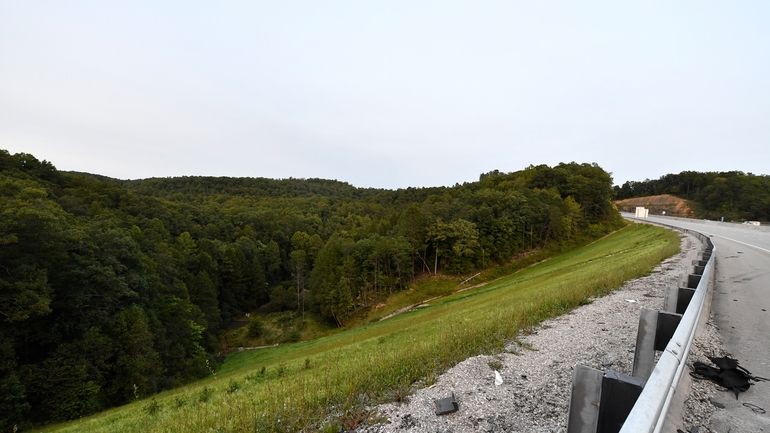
xmin=679 ymin=317 xmax=726 ymax=433
xmin=357 ymin=231 xmax=702 ymax=433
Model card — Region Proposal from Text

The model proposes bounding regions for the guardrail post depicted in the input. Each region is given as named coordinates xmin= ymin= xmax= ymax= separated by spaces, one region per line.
xmin=568 ymin=365 xmax=644 ymax=433
xmin=665 ymin=286 xmax=697 ymax=314
xmin=654 ymin=311 xmax=682 ymax=350
xmin=675 ymin=288 xmax=695 ymax=314
xmin=633 ymin=309 xmax=657 ymax=380
xmin=598 ymin=370 xmax=644 ymax=433
xmin=686 ymin=274 xmax=701 ymax=288
xmin=663 ymin=287 xmax=678 ymax=312
xmin=632 ymin=309 xmax=683 ymax=380
xmin=568 ymin=364 xmax=603 ymax=433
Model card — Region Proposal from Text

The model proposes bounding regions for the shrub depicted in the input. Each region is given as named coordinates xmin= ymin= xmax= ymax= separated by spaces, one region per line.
xmin=143 ymin=399 xmax=161 ymax=416
xmin=173 ymin=396 xmax=187 ymax=408
xmin=283 ymin=329 xmax=301 ymax=343
xmin=198 ymin=387 xmax=213 ymax=403
xmin=226 ymin=380 xmax=240 ymax=394
xmin=247 ymin=319 xmax=265 ymax=338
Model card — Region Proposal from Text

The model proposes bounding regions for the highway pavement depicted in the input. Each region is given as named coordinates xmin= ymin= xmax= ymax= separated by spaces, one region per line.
xmin=635 ymin=214 xmax=770 ymax=432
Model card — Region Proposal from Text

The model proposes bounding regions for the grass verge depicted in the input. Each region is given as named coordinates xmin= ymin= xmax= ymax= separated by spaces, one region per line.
xmin=37 ymin=223 xmax=679 ymax=433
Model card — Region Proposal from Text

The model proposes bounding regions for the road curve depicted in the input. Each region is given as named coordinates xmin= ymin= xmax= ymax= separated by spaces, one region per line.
xmin=634 ymin=214 xmax=770 ymax=431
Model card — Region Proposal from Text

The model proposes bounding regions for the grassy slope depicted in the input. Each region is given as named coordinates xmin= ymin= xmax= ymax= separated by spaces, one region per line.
xmin=38 ymin=223 xmax=679 ymax=433
xmin=223 ymin=312 xmax=337 ymax=349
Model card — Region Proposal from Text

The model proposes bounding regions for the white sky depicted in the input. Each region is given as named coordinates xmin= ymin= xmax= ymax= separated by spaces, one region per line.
xmin=1 ymin=1 xmax=769 ymax=188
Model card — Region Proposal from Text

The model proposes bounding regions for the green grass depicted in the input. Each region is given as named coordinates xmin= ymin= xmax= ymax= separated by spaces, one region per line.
xmin=351 ymin=276 xmax=459 ymax=325
xmin=37 ymin=223 xmax=679 ymax=433
xmin=223 ymin=311 xmax=337 ymax=349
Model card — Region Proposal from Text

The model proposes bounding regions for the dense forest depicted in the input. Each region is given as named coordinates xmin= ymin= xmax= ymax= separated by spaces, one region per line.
xmin=0 ymin=149 xmax=621 ymax=429
xmin=614 ymin=171 xmax=770 ymax=221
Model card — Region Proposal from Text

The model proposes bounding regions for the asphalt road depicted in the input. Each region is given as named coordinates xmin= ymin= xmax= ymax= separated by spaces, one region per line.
xmin=635 ymin=214 xmax=770 ymax=431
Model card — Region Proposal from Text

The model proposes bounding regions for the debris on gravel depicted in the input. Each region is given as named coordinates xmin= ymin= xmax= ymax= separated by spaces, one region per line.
xmin=679 ymin=318 xmax=727 ymax=433
xmin=356 ymin=232 xmax=702 ymax=433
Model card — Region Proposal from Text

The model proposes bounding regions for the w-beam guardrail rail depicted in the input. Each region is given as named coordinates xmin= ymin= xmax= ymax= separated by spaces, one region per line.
xmin=567 ymin=220 xmax=715 ymax=433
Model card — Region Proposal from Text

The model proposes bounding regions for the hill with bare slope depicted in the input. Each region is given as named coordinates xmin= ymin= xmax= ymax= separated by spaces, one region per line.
xmin=614 ymin=194 xmax=696 ymax=217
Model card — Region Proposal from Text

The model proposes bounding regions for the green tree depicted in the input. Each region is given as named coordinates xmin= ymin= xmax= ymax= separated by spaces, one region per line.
xmin=108 ymin=305 xmax=162 ymax=402
xmin=427 ymin=218 xmax=481 ymax=274
xmin=290 ymin=231 xmax=323 ymax=317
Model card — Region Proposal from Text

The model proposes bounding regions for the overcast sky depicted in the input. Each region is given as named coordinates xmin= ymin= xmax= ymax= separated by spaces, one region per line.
xmin=1 ymin=1 xmax=769 ymax=188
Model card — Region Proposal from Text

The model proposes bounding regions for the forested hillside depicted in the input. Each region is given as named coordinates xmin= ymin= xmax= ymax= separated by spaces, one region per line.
xmin=0 ymin=149 xmax=620 ymax=429
xmin=614 ymin=171 xmax=770 ymax=221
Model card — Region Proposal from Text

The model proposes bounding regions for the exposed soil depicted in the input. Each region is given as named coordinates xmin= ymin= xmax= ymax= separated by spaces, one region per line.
xmin=615 ymin=194 xmax=696 ymax=218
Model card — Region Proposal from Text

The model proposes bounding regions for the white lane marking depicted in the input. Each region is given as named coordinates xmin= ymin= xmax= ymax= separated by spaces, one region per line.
xmin=713 ymin=235 xmax=770 ymax=254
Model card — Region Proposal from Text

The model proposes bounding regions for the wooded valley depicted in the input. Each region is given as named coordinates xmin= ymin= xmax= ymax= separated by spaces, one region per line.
xmin=0 ymin=149 xmax=620 ymax=429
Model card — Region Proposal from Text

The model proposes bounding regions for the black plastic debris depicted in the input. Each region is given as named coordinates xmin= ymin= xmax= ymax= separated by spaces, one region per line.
xmin=690 ymin=356 xmax=768 ymax=398
xmin=434 ymin=392 xmax=459 ymax=415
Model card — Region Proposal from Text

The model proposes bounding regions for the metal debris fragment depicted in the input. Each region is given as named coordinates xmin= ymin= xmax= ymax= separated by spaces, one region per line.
xmin=434 ymin=392 xmax=459 ymax=415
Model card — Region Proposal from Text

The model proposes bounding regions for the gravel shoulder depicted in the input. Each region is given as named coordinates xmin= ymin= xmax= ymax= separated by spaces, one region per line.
xmin=678 ymin=258 xmax=769 ymax=433
xmin=357 ymin=231 xmax=701 ymax=433
xmin=677 ymin=316 xmax=726 ymax=433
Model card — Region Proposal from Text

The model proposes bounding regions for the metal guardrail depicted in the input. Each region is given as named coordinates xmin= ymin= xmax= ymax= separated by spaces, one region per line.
xmin=619 ymin=220 xmax=715 ymax=433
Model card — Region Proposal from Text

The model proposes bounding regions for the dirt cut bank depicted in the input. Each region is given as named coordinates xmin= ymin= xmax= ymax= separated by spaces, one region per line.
xmin=615 ymin=194 xmax=696 ymax=218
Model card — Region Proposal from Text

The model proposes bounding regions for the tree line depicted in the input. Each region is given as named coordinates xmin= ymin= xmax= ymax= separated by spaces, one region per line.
xmin=0 ymin=149 xmax=621 ymax=429
xmin=614 ymin=171 xmax=770 ymax=221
